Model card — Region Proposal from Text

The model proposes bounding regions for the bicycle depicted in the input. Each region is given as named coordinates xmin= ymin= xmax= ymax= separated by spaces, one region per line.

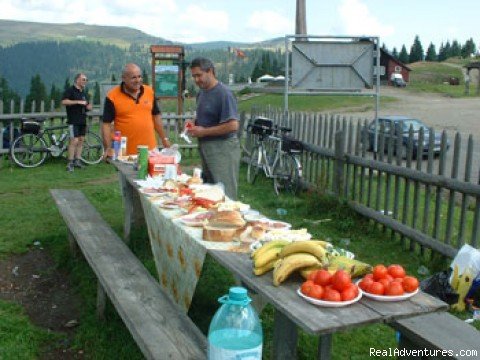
xmin=10 ymin=118 xmax=104 ymax=168
xmin=246 ymin=118 xmax=303 ymax=195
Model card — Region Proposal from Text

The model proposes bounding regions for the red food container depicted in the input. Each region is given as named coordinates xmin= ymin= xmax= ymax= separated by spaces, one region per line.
xmin=148 ymin=155 xmax=178 ymax=177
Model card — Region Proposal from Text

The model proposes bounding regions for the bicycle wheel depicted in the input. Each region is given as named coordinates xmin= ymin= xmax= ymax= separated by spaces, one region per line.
xmin=273 ymin=153 xmax=301 ymax=195
xmin=81 ymin=131 xmax=104 ymax=164
xmin=10 ymin=133 xmax=48 ymax=168
xmin=247 ymin=146 xmax=262 ymax=184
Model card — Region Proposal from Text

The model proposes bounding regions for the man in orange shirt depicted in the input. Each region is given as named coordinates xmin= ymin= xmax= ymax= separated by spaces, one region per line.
xmin=102 ymin=63 xmax=170 ymax=158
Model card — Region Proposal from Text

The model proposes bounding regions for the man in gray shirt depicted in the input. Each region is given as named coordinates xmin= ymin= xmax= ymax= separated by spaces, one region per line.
xmin=187 ymin=57 xmax=241 ymax=200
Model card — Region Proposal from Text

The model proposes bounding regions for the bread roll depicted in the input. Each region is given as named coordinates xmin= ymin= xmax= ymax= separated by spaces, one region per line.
xmin=208 ymin=210 xmax=246 ymax=228
xmin=251 ymin=225 xmax=266 ymax=240
xmin=202 ymin=224 xmax=241 ymax=242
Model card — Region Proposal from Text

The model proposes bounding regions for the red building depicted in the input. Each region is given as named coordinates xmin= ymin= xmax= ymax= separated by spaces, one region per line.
xmin=380 ymin=49 xmax=411 ymax=85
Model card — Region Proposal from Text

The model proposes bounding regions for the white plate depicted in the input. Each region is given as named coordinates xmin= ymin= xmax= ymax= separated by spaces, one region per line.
xmin=355 ymin=280 xmax=419 ymax=301
xmin=297 ymin=287 xmax=362 ymax=307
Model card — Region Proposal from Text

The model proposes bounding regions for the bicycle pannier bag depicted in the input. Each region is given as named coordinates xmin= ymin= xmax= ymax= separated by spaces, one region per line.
xmin=253 ymin=117 xmax=273 ymax=129
xmin=21 ymin=121 xmax=41 ymax=135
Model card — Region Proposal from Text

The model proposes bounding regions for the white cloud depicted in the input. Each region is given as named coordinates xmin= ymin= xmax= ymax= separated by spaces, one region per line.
xmin=338 ymin=0 xmax=394 ymax=38
xmin=247 ymin=10 xmax=291 ymax=35
xmin=179 ymin=5 xmax=229 ymax=31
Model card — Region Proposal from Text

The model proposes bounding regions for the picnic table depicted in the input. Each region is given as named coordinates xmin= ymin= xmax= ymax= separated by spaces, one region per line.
xmin=111 ymin=160 xmax=448 ymax=359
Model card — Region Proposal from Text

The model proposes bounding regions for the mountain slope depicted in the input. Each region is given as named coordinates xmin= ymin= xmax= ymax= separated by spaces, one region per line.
xmin=0 ymin=19 xmax=170 ymax=48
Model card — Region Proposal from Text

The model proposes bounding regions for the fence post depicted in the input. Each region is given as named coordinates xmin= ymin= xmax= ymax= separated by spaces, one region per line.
xmin=333 ymin=130 xmax=345 ymax=198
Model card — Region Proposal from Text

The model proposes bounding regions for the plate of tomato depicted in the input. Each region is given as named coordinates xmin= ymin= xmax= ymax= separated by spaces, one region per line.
xmin=297 ymin=269 xmax=363 ymax=307
xmin=357 ymin=264 xmax=420 ymax=302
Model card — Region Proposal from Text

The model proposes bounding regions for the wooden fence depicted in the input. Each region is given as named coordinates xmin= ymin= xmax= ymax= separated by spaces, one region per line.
xmin=247 ymin=107 xmax=480 ymax=258
xmin=0 ymin=99 xmax=196 ymax=154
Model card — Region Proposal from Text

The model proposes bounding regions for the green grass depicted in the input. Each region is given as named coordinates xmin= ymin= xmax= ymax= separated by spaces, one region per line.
xmin=407 ymin=60 xmax=477 ymax=98
xmin=0 ymin=301 xmax=60 ymax=359
xmin=237 ymin=94 xmax=397 ymax=113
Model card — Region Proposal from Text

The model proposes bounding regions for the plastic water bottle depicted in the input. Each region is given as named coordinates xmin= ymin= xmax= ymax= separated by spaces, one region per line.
xmin=208 ymin=287 xmax=263 ymax=360
xmin=113 ymin=130 xmax=121 ymax=160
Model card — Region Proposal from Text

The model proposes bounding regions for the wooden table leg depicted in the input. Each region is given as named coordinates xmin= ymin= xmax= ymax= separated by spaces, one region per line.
xmin=118 ymin=173 xmax=144 ymax=244
xmin=317 ymin=334 xmax=332 ymax=360
xmin=272 ymin=309 xmax=298 ymax=360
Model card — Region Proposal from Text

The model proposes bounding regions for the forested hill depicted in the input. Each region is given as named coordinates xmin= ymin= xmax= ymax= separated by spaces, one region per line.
xmin=0 ymin=40 xmax=152 ymax=97
xmin=0 ymin=19 xmax=169 ymax=48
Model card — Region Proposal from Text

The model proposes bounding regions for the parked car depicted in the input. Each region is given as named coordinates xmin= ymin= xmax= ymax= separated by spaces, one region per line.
xmin=367 ymin=116 xmax=449 ymax=159
xmin=392 ymin=77 xmax=407 ymax=87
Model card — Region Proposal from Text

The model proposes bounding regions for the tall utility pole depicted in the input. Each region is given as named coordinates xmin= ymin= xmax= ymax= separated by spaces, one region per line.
xmin=295 ymin=0 xmax=307 ymax=35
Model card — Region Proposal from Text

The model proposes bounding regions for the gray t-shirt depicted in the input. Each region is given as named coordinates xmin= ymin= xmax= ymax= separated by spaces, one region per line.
xmin=196 ymin=82 xmax=238 ymax=141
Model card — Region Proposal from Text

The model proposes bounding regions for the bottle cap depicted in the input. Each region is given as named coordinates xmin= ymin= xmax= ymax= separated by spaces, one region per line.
xmin=218 ymin=286 xmax=251 ymax=306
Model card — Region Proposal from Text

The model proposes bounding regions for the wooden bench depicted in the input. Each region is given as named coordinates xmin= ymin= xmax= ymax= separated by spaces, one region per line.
xmin=392 ymin=312 xmax=480 ymax=359
xmin=50 ymin=189 xmax=207 ymax=360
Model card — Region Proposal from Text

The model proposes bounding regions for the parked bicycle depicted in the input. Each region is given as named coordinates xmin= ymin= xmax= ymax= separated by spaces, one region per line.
xmin=10 ymin=118 xmax=104 ymax=168
xmin=246 ymin=117 xmax=303 ymax=195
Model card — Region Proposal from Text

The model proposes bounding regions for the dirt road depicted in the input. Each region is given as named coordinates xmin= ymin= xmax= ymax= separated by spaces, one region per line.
xmin=343 ymin=86 xmax=480 ymax=183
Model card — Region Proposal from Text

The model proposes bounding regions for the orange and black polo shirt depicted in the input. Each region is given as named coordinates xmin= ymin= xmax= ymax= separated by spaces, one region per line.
xmin=103 ymin=83 xmax=160 ymax=155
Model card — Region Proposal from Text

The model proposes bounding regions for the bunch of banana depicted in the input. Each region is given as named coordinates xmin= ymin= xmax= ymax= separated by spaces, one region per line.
xmin=251 ymin=240 xmax=289 ymax=276
xmin=278 ymin=240 xmax=329 ymax=264
xmin=273 ymin=253 xmax=322 ymax=286
xmin=326 ymin=255 xmax=372 ymax=278
xmin=450 ymin=265 xmax=474 ymax=312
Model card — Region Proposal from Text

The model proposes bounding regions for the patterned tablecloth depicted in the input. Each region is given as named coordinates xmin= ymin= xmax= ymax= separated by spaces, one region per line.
xmin=139 ymin=193 xmax=248 ymax=312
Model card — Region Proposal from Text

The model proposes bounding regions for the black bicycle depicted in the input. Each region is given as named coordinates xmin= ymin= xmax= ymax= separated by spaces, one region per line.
xmin=10 ymin=118 xmax=104 ymax=168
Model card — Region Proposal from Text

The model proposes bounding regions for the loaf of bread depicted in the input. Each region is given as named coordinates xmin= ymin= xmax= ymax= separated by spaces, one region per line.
xmin=203 ymin=224 xmax=243 ymax=242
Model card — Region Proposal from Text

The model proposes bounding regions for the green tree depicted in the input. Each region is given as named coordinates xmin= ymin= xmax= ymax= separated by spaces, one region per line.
xmin=142 ymin=68 xmax=149 ymax=85
xmin=398 ymin=45 xmax=409 ymax=64
xmin=440 ymin=41 xmax=451 ymax=60
xmin=93 ymin=81 xmax=101 ymax=105
xmin=111 ymin=74 xmax=117 ymax=82
xmin=392 ymin=47 xmax=399 ymax=59
xmin=63 ymin=77 xmax=71 ymax=94
xmin=461 ymin=38 xmax=476 ymax=58
xmin=49 ymin=84 xmax=62 ymax=109
xmin=409 ymin=36 xmax=424 ymax=63
xmin=25 ymin=74 xmax=48 ymax=112
xmin=450 ymin=40 xmax=461 ymax=57
xmin=425 ymin=43 xmax=437 ymax=61
xmin=0 ymin=76 xmax=21 ymax=114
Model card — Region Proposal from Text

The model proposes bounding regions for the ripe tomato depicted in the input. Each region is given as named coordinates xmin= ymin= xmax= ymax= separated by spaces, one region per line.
xmin=367 ymin=281 xmax=385 ymax=295
xmin=387 ymin=264 xmax=406 ymax=279
xmin=301 ymin=280 xmax=315 ymax=297
xmin=363 ymin=273 xmax=374 ymax=281
xmin=379 ymin=277 xmax=392 ymax=290
xmin=331 ymin=270 xmax=352 ymax=292
xmin=341 ymin=284 xmax=358 ymax=301
xmin=359 ymin=277 xmax=374 ymax=291
xmin=385 ymin=281 xmax=405 ymax=296
xmin=372 ymin=264 xmax=388 ymax=281
xmin=323 ymin=288 xmax=341 ymax=302
xmin=314 ymin=269 xmax=333 ymax=287
xmin=402 ymin=276 xmax=419 ymax=293
xmin=309 ymin=284 xmax=324 ymax=300
xmin=307 ymin=270 xmax=318 ymax=282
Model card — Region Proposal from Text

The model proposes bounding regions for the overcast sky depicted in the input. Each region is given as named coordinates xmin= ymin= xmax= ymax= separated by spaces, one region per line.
xmin=2 ymin=0 xmax=478 ymax=50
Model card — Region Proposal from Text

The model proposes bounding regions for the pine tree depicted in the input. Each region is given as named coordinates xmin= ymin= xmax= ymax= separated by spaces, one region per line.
xmin=25 ymin=74 xmax=48 ymax=112
xmin=392 ymin=47 xmax=399 ymax=59
xmin=409 ymin=36 xmax=424 ymax=63
xmin=425 ymin=43 xmax=437 ymax=62
xmin=450 ymin=40 xmax=461 ymax=57
xmin=0 ymin=76 xmax=21 ymax=114
xmin=399 ymin=45 xmax=409 ymax=64
xmin=93 ymin=81 xmax=101 ymax=105
xmin=443 ymin=41 xmax=452 ymax=60
xmin=461 ymin=38 xmax=476 ymax=58
xmin=63 ymin=77 xmax=71 ymax=94
xmin=111 ymin=74 xmax=117 ymax=82
xmin=142 ymin=68 xmax=149 ymax=85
